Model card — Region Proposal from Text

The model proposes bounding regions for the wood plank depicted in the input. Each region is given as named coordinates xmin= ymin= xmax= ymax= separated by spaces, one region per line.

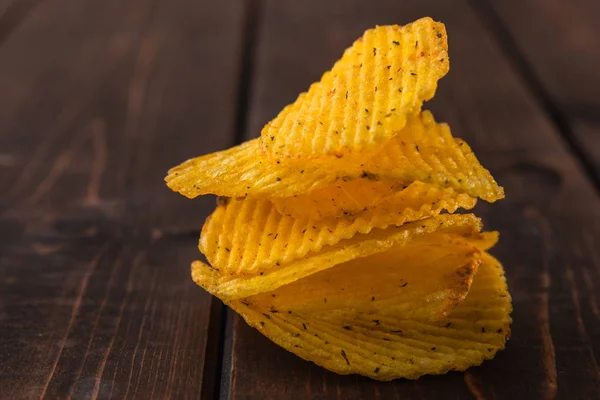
xmin=486 ymin=0 xmax=600 ymax=179
xmin=0 ymin=0 xmax=245 ymax=231
xmin=0 ymin=0 xmax=245 ymax=398
xmin=225 ymin=0 xmax=600 ymax=398
xmin=0 ymin=0 xmax=41 ymax=44
xmin=0 ymin=221 xmax=218 ymax=399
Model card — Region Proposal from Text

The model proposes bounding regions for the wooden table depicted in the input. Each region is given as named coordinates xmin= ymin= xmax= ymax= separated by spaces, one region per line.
xmin=1 ymin=0 xmax=599 ymax=398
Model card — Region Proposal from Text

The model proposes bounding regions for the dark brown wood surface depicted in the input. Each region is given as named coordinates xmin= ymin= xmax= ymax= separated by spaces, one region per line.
xmin=1 ymin=0 xmax=599 ymax=399
xmin=488 ymin=0 xmax=600 ymax=180
xmin=0 ymin=0 xmax=246 ymax=398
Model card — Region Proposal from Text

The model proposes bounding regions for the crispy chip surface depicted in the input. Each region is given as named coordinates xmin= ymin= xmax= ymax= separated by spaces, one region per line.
xmin=260 ymin=18 xmax=449 ymax=160
xmin=193 ymin=250 xmax=511 ymax=380
xmin=272 ymin=180 xmax=476 ymax=221
xmin=195 ymin=213 xmax=484 ymax=300
xmin=199 ymin=193 xmax=477 ymax=286
xmin=272 ymin=180 xmax=404 ymax=220
xmin=166 ymin=111 xmax=503 ymax=202
xmin=245 ymin=233 xmax=482 ymax=321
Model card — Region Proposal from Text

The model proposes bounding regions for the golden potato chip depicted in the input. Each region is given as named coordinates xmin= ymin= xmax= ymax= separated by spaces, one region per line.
xmin=166 ymin=138 xmax=330 ymax=199
xmin=260 ymin=18 xmax=449 ymax=160
xmin=212 ymin=251 xmax=511 ymax=381
xmin=194 ymin=233 xmax=482 ymax=324
xmin=200 ymin=192 xmax=476 ymax=283
xmin=272 ymin=180 xmax=475 ymax=221
xmin=166 ymin=111 xmax=503 ymax=202
xmin=244 ymin=233 xmax=482 ymax=321
xmin=272 ymin=180 xmax=403 ymax=220
xmin=195 ymin=213 xmax=484 ymax=300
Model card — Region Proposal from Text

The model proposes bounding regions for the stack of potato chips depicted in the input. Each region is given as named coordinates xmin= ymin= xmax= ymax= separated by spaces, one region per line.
xmin=166 ymin=17 xmax=512 ymax=380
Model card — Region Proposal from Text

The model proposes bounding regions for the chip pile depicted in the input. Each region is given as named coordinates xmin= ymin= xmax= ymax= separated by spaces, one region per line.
xmin=166 ymin=17 xmax=512 ymax=381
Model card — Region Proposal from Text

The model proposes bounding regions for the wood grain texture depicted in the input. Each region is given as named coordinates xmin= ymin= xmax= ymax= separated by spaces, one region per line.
xmin=486 ymin=0 xmax=600 ymax=180
xmin=0 ymin=225 xmax=214 ymax=399
xmin=0 ymin=0 xmax=245 ymax=398
xmin=0 ymin=0 xmax=245 ymax=231
xmin=224 ymin=0 xmax=600 ymax=399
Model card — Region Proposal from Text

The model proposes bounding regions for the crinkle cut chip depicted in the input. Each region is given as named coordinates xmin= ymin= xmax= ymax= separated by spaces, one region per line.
xmin=199 ymin=198 xmax=482 ymax=296
xmin=166 ymin=111 xmax=504 ymax=203
xmin=260 ymin=17 xmax=449 ymax=160
xmin=192 ymin=247 xmax=511 ymax=380
xmin=194 ymin=213 xmax=490 ymax=300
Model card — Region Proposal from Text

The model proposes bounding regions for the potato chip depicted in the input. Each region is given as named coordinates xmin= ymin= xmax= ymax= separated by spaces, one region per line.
xmin=195 ymin=213 xmax=484 ymax=300
xmin=272 ymin=180 xmax=476 ymax=221
xmin=166 ymin=138 xmax=331 ymax=199
xmin=199 ymin=192 xmax=476 ymax=284
xmin=214 ymin=251 xmax=510 ymax=381
xmin=244 ymin=233 xmax=482 ymax=321
xmin=272 ymin=180 xmax=404 ymax=220
xmin=260 ymin=18 xmax=449 ymax=160
xmin=166 ymin=111 xmax=504 ymax=202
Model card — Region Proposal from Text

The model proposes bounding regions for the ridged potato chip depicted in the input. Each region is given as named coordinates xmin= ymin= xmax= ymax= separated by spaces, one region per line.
xmin=272 ymin=180 xmax=476 ymax=221
xmin=166 ymin=111 xmax=503 ymax=202
xmin=195 ymin=251 xmax=510 ymax=381
xmin=243 ymin=233 xmax=483 ymax=321
xmin=260 ymin=17 xmax=449 ymax=160
xmin=199 ymin=191 xmax=476 ymax=283
xmin=195 ymin=213 xmax=484 ymax=300
xmin=272 ymin=180 xmax=404 ymax=220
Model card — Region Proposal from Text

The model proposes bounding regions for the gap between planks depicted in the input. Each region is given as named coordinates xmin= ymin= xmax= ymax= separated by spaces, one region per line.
xmin=214 ymin=1 xmax=264 ymax=399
